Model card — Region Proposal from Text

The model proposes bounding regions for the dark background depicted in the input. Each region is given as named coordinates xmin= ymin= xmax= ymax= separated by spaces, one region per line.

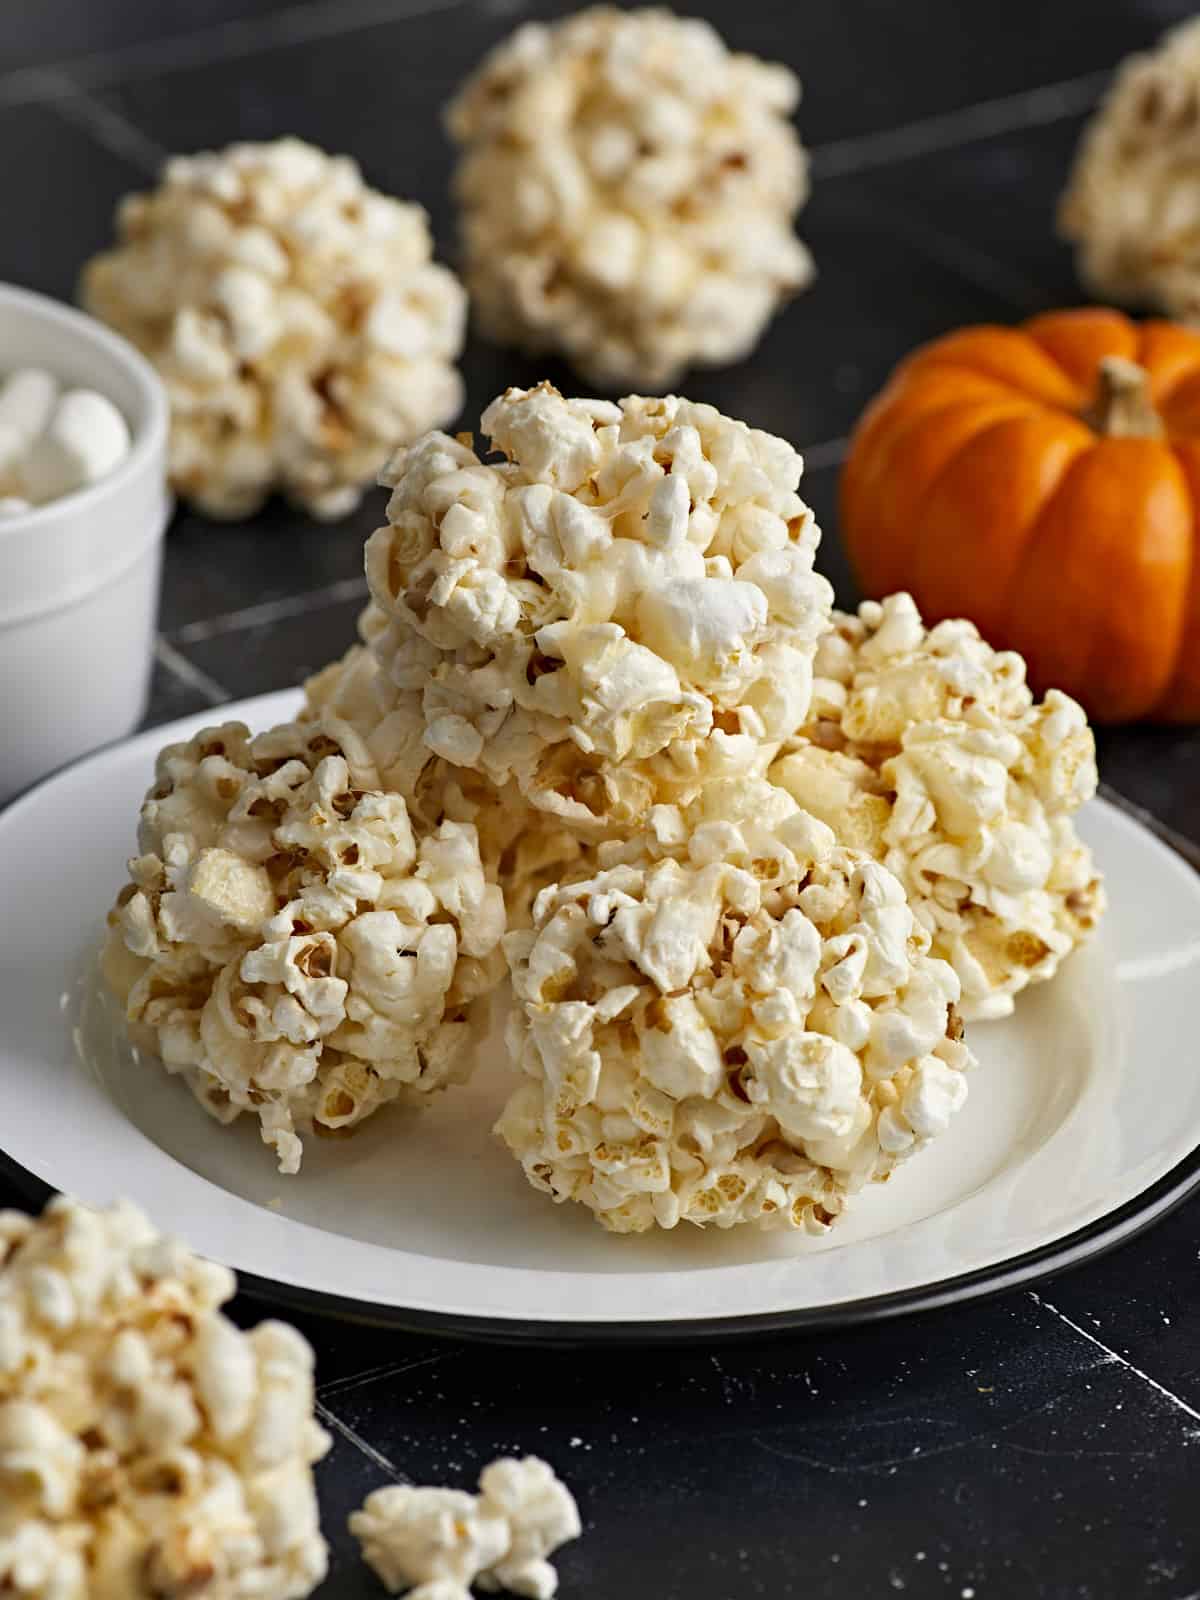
xmin=3 ymin=2 xmax=1200 ymax=1596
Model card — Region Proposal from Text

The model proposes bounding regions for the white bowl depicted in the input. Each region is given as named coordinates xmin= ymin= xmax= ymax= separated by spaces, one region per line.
xmin=0 ymin=283 xmax=170 ymax=804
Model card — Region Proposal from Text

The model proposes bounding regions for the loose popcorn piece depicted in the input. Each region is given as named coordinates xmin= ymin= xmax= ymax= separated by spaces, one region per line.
xmin=82 ymin=137 xmax=466 ymax=519
xmin=447 ymin=6 xmax=813 ymax=388
xmin=350 ymin=1457 xmax=579 ymax=1600
xmin=1060 ymin=17 xmax=1200 ymax=317
xmin=102 ymin=714 xmax=505 ymax=1174
xmin=0 ymin=1196 xmax=330 ymax=1599
xmin=771 ymin=593 xmax=1105 ymax=1021
xmin=364 ymin=383 xmax=832 ymax=841
xmin=498 ymin=778 xmax=972 ymax=1234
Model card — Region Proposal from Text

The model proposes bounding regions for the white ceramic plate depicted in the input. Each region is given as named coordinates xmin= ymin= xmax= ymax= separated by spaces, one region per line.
xmin=2 ymin=690 xmax=1199 ymax=1343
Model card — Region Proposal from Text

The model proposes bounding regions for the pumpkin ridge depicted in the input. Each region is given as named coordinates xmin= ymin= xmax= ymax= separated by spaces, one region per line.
xmin=911 ymin=411 xmax=1093 ymax=635
xmin=1010 ymin=439 xmax=1190 ymax=719
xmin=843 ymin=394 xmax=1045 ymax=594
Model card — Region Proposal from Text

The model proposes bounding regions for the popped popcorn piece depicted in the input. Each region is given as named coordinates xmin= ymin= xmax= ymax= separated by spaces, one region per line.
xmin=447 ymin=6 xmax=812 ymax=388
xmin=498 ymin=778 xmax=972 ymax=1234
xmin=1060 ymin=17 xmax=1200 ymax=317
xmin=21 ymin=390 xmax=131 ymax=504
xmin=477 ymin=1456 xmax=582 ymax=1599
xmin=772 ymin=593 xmax=1105 ymax=1021
xmin=0 ymin=1196 xmax=330 ymax=1599
xmin=82 ymin=137 xmax=465 ymax=519
xmin=363 ymin=384 xmax=832 ymax=840
xmin=350 ymin=1457 xmax=579 ymax=1600
xmin=102 ymin=714 xmax=505 ymax=1174
xmin=302 ymin=645 xmax=585 ymax=928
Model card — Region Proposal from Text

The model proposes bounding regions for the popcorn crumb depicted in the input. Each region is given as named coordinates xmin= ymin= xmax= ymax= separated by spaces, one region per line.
xmin=359 ymin=382 xmax=832 ymax=842
xmin=447 ymin=6 xmax=812 ymax=388
xmin=82 ymin=137 xmax=465 ymax=519
xmin=498 ymin=776 xmax=972 ymax=1233
xmin=0 ymin=1195 xmax=330 ymax=1599
xmin=772 ymin=594 xmax=1104 ymax=1020
xmin=350 ymin=1456 xmax=579 ymax=1599
xmin=102 ymin=715 xmax=505 ymax=1174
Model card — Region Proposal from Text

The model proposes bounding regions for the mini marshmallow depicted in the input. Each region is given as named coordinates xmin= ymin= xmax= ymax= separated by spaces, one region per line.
xmin=0 ymin=369 xmax=58 ymax=474
xmin=21 ymin=390 xmax=131 ymax=504
xmin=0 ymin=497 xmax=31 ymax=517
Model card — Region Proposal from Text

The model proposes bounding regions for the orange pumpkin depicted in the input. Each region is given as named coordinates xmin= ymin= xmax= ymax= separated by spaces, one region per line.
xmin=840 ymin=307 xmax=1200 ymax=722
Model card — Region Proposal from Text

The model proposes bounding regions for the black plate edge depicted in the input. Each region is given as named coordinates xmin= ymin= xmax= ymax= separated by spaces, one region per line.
xmin=3 ymin=1140 xmax=1200 ymax=1348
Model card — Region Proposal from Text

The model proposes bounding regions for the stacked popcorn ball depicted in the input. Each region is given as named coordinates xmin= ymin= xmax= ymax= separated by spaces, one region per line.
xmin=0 ymin=1197 xmax=329 ymax=1599
xmin=104 ymin=388 xmax=1102 ymax=1229
xmin=1060 ymin=16 xmax=1200 ymax=319
xmin=354 ymin=383 xmax=833 ymax=840
xmin=82 ymin=137 xmax=465 ymax=518
xmin=351 ymin=1455 xmax=580 ymax=1600
xmin=771 ymin=594 xmax=1104 ymax=1021
xmin=293 ymin=382 xmax=986 ymax=1234
xmin=447 ymin=7 xmax=813 ymax=388
xmin=102 ymin=713 xmax=504 ymax=1174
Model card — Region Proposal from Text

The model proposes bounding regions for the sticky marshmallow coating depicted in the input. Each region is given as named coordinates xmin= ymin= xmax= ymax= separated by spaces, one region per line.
xmin=0 ymin=1197 xmax=330 ymax=1600
xmin=82 ymin=137 xmax=465 ymax=519
xmin=446 ymin=5 xmax=812 ymax=388
xmin=770 ymin=594 xmax=1104 ymax=1021
xmin=303 ymin=645 xmax=585 ymax=929
xmin=364 ymin=384 xmax=832 ymax=840
xmin=102 ymin=716 xmax=505 ymax=1175
xmin=350 ymin=1457 xmax=579 ymax=1600
xmin=498 ymin=780 xmax=972 ymax=1235
xmin=1060 ymin=17 xmax=1200 ymax=316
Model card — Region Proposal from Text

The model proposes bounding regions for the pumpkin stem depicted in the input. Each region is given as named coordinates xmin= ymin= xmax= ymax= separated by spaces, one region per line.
xmin=1085 ymin=356 xmax=1165 ymax=438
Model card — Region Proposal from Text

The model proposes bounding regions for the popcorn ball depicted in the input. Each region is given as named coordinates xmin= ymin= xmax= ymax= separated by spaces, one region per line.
xmin=771 ymin=594 xmax=1104 ymax=1021
xmin=447 ymin=6 xmax=813 ymax=388
xmin=498 ymin=779 xmax=972 ymax=1235
xmin=350 ymin=1455 xmax=580 ymax=1600
xmin=102 ymin=714 xmax=505 ymax=1174
xmin=1060 ymin=17 xmax=1200 ymax=317
xmin=363 ymin=383 xmax=833 ymax=841
xmin=0 ymin=1196 xmax=330 ymax=1600
xmin=82 ymin=137 xmax=466 ymax=519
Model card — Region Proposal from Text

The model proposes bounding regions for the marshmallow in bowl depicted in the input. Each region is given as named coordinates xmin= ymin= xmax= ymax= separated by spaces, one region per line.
xmin=771 ymin=594 xmax=1105 ymax=1020
xmin=0 ymin=369 xmax=131 ymax=507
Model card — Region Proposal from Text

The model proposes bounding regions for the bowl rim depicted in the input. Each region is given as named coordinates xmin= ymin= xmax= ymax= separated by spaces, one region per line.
xmin=0 ymin=281 xmax=169 ymax=539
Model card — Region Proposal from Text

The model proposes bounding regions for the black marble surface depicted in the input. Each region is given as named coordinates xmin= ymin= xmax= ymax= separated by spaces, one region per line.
xmin=3 ymin=3 xmax=1200 ymax=1596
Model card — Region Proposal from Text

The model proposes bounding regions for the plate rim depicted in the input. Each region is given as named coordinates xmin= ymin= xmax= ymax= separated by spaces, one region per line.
xmin=2 ymin=1139 xmax=1198 ymax=1346
xmin=2 ymin=694 xmax=1199 ymax=1346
